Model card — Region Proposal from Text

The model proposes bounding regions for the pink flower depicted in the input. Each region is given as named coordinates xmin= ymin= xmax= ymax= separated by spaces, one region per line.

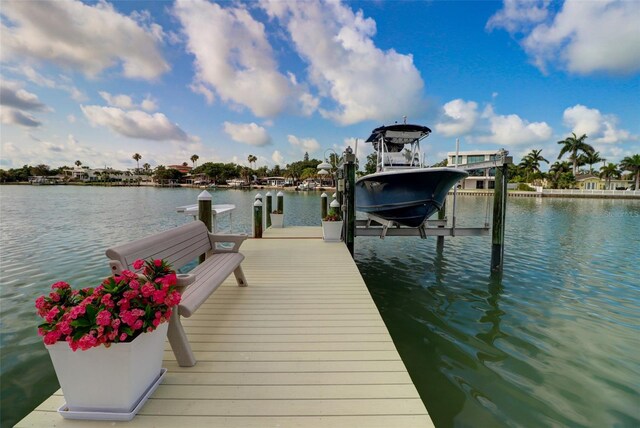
xmin=154 ymin=259 xmax=162 ymax=267
xmin=52 ymin=281 xmax=70 ymax=290
xmin=152 ymin=289 xmax=167 ymax=304
xmin=133 ymin=259 xmax=145 ymax=270
xmin=96 ymin=310 xmax=111 ymax=326
xmin=141 ymin=283 xmax=155 ymax=298
xmin=45 ymin=306 xmax=60 ymax=323
xmin=58 ymin=320 xmax=72 ymax=336
xmin=43 ymin=330 xmax=62 ymax=345
xmin=69 ymin=305 xmax=86 ymax=320
xmin=119 ymin=333 xmax=128 ymax=341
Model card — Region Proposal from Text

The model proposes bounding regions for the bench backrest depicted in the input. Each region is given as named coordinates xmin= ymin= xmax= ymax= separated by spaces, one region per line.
xmin=105 ymin=221 xmax=212 ymax=274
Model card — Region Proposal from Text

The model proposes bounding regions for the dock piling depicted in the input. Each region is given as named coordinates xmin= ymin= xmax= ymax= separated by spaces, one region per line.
xmin=265 ymin=192 xmax=272 ymax=228
xmin=321 ymin=192 xmax=328 ymax=220
xmin=343 ymin=147 xmax=356 ymax=256
xmin=490 ymin=160 xmax=508 ymax=272
xmin=253 ymin=199 xmax=263 ymax=238
xmin=277 ymin=191 xmax=284 ymax=213
xmin=437 ymin=200 xmax=446 ymax=249
xmin=198 ymin=190 xmax=212 ymax=263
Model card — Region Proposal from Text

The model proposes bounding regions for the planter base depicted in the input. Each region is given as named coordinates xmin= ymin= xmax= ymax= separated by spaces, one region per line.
xmin=58 ymin=368 xmax=167 ymax=421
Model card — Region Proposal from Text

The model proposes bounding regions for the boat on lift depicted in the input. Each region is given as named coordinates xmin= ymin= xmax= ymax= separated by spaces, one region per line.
xmin=355 ymin=122 xmax=468 ymax=228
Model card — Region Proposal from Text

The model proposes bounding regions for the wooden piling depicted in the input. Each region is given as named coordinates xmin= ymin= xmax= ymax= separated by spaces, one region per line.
xmin=277 ymin=191 xmax=284 ymax=213
xmin=198 ymin=190 xmax=212 ymax=263
xmin=490 ymin=164 xmax=508 ymax=272
xmin=321 ymin=192 xmax=328 ymax=220
xmin=437 ymin=199 xmax=446 ymax=249
xmin=344 ymin=147 xmax=356 ymax=256
xmin=253 ymin=199 xmax=263 ymax=238
xmin=265 ymin=192 xmax=272 ymax=228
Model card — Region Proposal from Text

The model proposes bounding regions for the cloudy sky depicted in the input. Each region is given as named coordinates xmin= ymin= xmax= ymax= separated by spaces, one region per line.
xmin=1 ymin=0 xmax=639 ymax=171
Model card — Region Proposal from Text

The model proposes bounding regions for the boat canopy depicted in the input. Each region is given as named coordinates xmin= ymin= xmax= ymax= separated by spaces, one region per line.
xmin=366 ymin=124 xmax=431 ymax=152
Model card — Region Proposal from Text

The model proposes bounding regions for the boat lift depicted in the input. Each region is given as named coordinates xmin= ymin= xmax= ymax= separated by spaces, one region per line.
xmin=338 ymin=147 xmax=512 ymax=272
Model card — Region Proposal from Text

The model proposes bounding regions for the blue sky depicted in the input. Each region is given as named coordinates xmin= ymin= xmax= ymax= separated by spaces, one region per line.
xmin=1 ymin=0 xmax=639 ymax=172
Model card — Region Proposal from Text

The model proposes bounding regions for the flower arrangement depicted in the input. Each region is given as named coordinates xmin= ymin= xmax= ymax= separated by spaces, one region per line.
xmin=323 ymin=209 xmax=341 ymax=222
xmin=36 ymin=258 xmax=181 ymax=351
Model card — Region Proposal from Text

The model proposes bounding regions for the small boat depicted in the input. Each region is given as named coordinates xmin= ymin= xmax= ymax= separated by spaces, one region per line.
xmin=356 ymin=123 xmax=468 ymax=227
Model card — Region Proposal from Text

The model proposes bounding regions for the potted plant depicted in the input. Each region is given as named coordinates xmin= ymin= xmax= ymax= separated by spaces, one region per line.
xmin=321 ymin=209 xmax=343 ymax=242
xmin=35 ymin=258 xmax=181 ymax=419
xmin=270 ymin=209 xmax=284 ymax=228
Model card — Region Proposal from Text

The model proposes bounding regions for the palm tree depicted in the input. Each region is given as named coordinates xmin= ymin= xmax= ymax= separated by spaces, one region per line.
xmin=75 ymin=160 xmax=82 ymax=168
xmin=557 ymin=133 xmax=594 ymax=175
xmin=190 ymin=154 xmax=199 ymax=168
xmin=143 ymin=163 xmax=151 ymax=174
xmin=519 ymin=149 xmax=549 ymax=181
xmin=578 ymin=151 xmax=603 ymax=174
xmin=247 ymin=154 xmax=257 ymax=169
xmin=599 ymin=163 xmax=620 ymax=189
xmin=620 ymin=154 xmax=640 ymax=189
xmin=132 ymin=153 xmax=142 ymax=172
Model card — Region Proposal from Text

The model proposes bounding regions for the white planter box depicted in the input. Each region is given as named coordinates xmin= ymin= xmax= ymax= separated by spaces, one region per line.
xmin=46 ymin=322 xmax=168 ymax=413
xmin=322 ymin=220 xmax=343 ymax=242
xmin=270 ymin=213 xmax=284 ymax=228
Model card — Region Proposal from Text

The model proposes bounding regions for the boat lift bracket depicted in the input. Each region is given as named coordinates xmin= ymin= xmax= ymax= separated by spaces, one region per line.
xmin=356 ymin=216 xmax=489 ymax=239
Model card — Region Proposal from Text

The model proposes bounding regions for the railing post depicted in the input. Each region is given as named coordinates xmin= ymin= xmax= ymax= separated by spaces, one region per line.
xmin=490 ymin=163 xmax=508 ymax=273
xmin=265 ymin=192 xmax=272 ymax=228
xmin=198 ymin=190 xmax=212 ymax=263
xmin=320 ymin=192 xmax=328 ymax=220
xmin=253 ymin=199 xmax=263 ymax=238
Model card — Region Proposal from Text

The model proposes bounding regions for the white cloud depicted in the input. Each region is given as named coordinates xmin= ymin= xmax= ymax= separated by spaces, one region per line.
xmin=223 ymin=122 xmax=272 ymax=147
xmin=486 ymin=0 xmax=549 ymax=33
xmin=140 ymin=97 xmax=158 ymax=112
xmin=488 ymin=0 xmax=640 ymax=75
xmin=99 ymin=92 xmax=135 ymax=110
xmin=0 ymin=80 xmax=47 ymax=127
xmin=1 ymin=0 xmax=169 ymax=79
xmin=81 ymin=105 xmax=188 ymax=141
xmin=287 ymin=134 xmax=320 ymax=154
xmin=435 ymin=99 xmax=479 ymax=137
xmin=262 ymin=0 xmax=426 ymax=125
xmin=67 ymin=114 xmax=76 ymax=123
xmin=478 ymin=105 xmax=552 ymax=146
xmin=0 ymin=107 xmax=41 ymax=127
xmin=272 ymin=150 xmax=284 ymax=165
xmin=563 ymin=104 xmax=633 ymax=144
xmin=0 ymin=80 xmax=47 ymax=111
xmin=174 ymin=0 xmax=294 ymax=117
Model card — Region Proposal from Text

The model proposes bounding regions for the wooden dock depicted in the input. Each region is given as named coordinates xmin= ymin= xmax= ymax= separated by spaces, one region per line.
xmin=17 ymin=227 xmax=433 ymax=427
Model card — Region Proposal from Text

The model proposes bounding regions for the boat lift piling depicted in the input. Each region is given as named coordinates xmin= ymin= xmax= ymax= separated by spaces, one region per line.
xmin=265 ymin=192 xmax=272 ymax=228
xmin=340 ymin=147 xmax=511 ymax=272
xmin=198 ymin=190 xmax=213 ymax=263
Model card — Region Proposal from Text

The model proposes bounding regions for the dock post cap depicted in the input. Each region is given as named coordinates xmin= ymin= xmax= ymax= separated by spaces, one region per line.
xmin=198 ymin=190 xmax=212 ymax=201
xmin=330 ymin=199 xmax=340 ymax=208
xmin=332 ymin=192 xmax=337 ymax=198
xmin=321 ymin=192 xmax=327 ymax=197
xmin=253 ymin=199 xmax=263 ymax=206
xmin=254 ymin=193 xmax=262 ymax=199
xmin=277 ymin=191 xmax=284 ymax=197
xmin=266 ymin=191 xmax=272 ymax=196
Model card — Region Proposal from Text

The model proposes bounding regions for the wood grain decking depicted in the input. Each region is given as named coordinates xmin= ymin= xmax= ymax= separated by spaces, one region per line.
xmin=17 ymin=227 xmax=433 ymax=427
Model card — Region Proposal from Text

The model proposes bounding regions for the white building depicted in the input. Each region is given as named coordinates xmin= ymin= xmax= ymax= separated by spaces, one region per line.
xmin=446 ymin=150 xmax=501 ymax=190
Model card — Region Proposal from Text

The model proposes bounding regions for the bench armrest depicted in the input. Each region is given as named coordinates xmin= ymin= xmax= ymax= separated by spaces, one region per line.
xmin=208 ymin=233 xmax=248 ymax=254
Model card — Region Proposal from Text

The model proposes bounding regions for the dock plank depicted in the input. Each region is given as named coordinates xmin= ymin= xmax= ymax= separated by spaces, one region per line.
xmin=16 ymin=229 xmax=433 ymax=427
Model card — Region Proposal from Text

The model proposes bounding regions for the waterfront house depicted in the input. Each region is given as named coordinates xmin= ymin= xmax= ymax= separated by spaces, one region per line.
xmin=447 ymin=150 xmax=500 ymax=190
xmin=576 ymin=174 xmax=632 ymax=190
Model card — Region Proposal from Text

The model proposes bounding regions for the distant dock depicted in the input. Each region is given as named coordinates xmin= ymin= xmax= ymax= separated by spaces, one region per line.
xmin=452 ymin=189 xmax=640 ymax=199
xmin=17 ymin=226 xmax=433 ymax=427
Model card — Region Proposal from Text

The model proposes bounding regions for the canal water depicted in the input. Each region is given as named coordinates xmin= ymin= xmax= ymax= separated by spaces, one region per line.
xmin=1 ymin=186 xmax=638 ymax=427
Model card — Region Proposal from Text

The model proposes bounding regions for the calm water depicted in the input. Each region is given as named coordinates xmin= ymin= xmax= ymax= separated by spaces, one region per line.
xmin=1 ymin=186 xmax=638 ymax=427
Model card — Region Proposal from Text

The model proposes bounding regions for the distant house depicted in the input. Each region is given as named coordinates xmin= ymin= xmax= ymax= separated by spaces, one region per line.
xmin=264 ymin=176 xmax=287 ymax=187
xmin=167 ymin=164 xmax=192 ymax=174
xmin=576 ymin=174 xmax=631 ymax=190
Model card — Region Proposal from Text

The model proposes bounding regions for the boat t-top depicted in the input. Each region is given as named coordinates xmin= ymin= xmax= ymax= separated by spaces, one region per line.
xmin=355 ymin=122 xmax=468 ymax=228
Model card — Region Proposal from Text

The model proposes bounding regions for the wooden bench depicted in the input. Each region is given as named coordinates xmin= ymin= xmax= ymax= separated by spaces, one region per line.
xmin=105 ymin=220 xmax=248 ymax=367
